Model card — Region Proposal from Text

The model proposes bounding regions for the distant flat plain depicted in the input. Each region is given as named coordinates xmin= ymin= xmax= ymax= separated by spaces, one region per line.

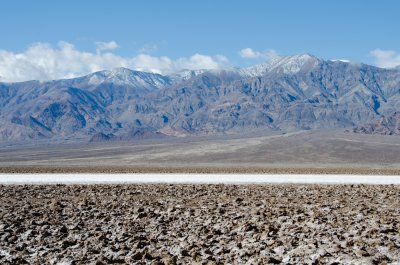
xmin=1 ymin=130 xmax=400 ymax=174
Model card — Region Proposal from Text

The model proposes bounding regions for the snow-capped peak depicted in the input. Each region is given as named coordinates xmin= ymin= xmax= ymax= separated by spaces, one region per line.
xmin=240 ymin=53 xmax=320 ymax=77
xmin=80 ymin=54 xmax=324 ymax=86
xmin=85 ymin=67 xmax=170 ymax=88
xmin=238 ymin=64 xmax=270 ymax=77
xmin=330 ymin=59 xmax=351 ymax=63
xmin=264 ymin=53 xmax=320 ymax=74
xmin=108 ymin=67 xmax=134 ymax=76
xmin=168 ymin=69 xmax=206 ymax=83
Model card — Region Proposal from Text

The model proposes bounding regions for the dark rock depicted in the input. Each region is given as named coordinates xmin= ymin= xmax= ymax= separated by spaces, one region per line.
xmin=59 ymin=225 xmax=68 ymax=234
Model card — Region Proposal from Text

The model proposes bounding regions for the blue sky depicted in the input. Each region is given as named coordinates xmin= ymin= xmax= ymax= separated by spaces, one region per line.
xmin=1 ymin=0 xmax=400 ymax=81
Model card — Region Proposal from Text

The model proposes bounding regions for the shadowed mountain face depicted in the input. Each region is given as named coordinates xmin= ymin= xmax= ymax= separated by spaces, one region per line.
xmin=1 ymin=54 xmax=400 ymax=143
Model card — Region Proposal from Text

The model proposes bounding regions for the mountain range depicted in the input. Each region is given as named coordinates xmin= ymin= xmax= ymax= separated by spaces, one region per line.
xmin=1 ymin=53 xmax=400 ymax=144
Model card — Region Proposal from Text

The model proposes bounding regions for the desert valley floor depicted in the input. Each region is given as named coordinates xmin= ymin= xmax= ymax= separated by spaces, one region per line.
xmin=1 ymin=130 xmax=400 ymax=174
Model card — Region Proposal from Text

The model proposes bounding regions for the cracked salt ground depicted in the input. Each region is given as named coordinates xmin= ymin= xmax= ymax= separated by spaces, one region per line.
xmin=0 ymin=184 xmax=399 ymax=264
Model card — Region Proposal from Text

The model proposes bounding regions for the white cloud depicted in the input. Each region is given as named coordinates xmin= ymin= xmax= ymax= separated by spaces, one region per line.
xmin=177 ymin=54 xmax=228 ymax=71
xmin=370 ymin=49 xmax=400 ymax=68
xmin=239 ymin=48 xmax=279 ymax=60
xmin=95 ymin=41 xmax=119 ymax=53
xmin=131 ymin=53 xmax=228 ymax=74
xmin=0 ymin=41 xmax=229 ymax=82
xmin=239 ymin=48 xmax=262 ymax=59
xmin=131 ymin=54 xmax=173 ymax=74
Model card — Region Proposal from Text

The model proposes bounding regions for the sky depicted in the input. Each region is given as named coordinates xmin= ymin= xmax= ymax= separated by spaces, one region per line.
xmin=1 ymin=0 xmax=400 ymax=82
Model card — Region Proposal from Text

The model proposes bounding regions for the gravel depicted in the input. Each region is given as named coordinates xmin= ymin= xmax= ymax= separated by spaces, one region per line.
xmin=0 ymin=184 xmax=399 ymax=264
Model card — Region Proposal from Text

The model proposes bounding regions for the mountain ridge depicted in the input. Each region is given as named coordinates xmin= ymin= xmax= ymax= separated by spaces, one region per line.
xmin=1 ymin=54 xmax=400 ymax=143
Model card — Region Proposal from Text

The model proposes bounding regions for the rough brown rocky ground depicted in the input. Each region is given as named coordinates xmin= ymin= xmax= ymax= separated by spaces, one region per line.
xmin=0 ymin=184 xmax=399 ymax=264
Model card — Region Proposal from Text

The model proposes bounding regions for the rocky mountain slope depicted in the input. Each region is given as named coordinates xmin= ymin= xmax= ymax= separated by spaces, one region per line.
xmin=1 ymin=54 xmax=400 ymax=143
xmin=354 ymin=112 xmax=400 ymax=135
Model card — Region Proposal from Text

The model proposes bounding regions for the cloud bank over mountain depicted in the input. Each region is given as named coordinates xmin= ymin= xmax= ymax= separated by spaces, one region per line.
xmin=1 ymin=41 xmax=400 ymax=83
xmin=0 ymin=41 xmax=228 ymax=82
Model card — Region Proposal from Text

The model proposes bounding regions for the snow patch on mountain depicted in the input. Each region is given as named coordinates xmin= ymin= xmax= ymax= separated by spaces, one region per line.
xmin=168 ymin=69 xmax=206 ymax=83
xmin=85 ymin=67 xmax=170 ymax=88
xmin=265 ymin=54 xmax=320 ymax=74
xmin=330 ymin=59 xmax=351 ymax=63
xmin=237 ymin=54 xmax=321 ymax=77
